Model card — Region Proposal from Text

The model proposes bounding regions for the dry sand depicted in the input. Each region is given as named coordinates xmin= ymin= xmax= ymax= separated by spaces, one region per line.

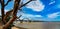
xmin=14 ymin=22 xmax=60 ymax=29
xmin=0 ymin=22 xmax=60 ymax=29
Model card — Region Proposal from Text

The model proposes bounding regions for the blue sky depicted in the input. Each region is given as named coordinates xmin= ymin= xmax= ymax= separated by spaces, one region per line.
xmin=0 ymin=0 xmax=60 ymax=21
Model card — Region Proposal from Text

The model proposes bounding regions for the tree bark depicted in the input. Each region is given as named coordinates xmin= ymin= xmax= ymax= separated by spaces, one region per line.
xmin=2 ymin=0 xmax=32 ymax=24
xmin=1 ymin=0 xmax=5 ymax=24
xmin=3 ymin=10 xmax=13 ymax=24
xmin=2 ymin=0 xmax=33 ymax=29
xmin=3 ymin=0 xmax=21 ymax=29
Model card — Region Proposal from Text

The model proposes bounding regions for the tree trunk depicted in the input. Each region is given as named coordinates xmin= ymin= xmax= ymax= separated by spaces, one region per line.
xmin=1 ymin=0 xmax=5 ymax=24
xmin=3 ymin=0 xmax=21 ymax=29
xmin=3 ymin=11 xmax=12 ymax=24
xmin=3 ymin=16 xmax=17 ymax=29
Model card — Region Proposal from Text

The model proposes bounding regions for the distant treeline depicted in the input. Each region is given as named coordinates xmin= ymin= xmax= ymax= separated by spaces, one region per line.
xmin=16 ymin=20 xmax=60 ymax=22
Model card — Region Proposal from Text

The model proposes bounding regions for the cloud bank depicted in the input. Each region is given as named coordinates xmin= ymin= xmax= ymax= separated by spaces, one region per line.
xmin=47 ymin=12 xmax=60 ymax=18
xmin=20 ymin=13 xmax=43 ymax=20
xmin=22 ymin=0 xmax=45 ymax=12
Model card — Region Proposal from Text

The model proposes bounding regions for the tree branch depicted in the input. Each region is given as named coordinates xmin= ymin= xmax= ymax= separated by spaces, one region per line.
xmin=17 ymin=15 xmax=22 ymax=19
xmin=20 ymin=0 xmax=32 ymax=8
xmin=0 ymin=0 xmax=1 ymax=3
xmin=1 ymin=0 xmax=5 ymax=24
xmin=1 ymin=0 xmax=12 ymax=24
xmin=4 ymin=0 xmax=12 ymax=6
xmin=3 ymin=10 xmax=13 ymax=24
xmin=2 ymin=0 xmax=33 ymax=24
xmin=3 ymin=0 xmax=21 ymax=29
xmin=6 ymin=0 xmax=32 ymax=13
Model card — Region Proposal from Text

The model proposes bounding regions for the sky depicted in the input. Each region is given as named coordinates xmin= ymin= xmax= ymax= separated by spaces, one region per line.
xmin=0 ymin=0 xmax=60 ymax=21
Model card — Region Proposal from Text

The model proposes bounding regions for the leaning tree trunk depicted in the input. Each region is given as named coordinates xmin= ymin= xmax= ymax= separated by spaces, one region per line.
xmin=1 ymin=0 xmax=5 ymax=24
xmin=3 ymin=0 xmax=21 ymax=29
xmin=2 ymin=0 xmax=33 ymax=29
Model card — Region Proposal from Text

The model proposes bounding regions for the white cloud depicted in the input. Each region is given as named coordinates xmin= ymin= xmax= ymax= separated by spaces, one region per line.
xmin=21 ymin=0 xmax=30 ymax=4
xmin=22 ymin=14 xmax=42 ymax=17
xmin=49 ymin=1 xmax=55 ymax=5
xmin=47 ymin=12 xmax=60 ymax=18
xmin=20 ymin=13 xmax=43 ymax=19
xmin=23 ymin=0 xmax=45 ymax=12
xmin=0 ymin=9 xmax=9 ymax=15
xmin=4 ymin=10 xmax=9 ymax=12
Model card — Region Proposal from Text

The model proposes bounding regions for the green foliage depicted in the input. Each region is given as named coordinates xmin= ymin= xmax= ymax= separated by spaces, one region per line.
xmin=6 ymin=16 xmax=14 ymax=29
xmin=6 ymin=16 xmax=11 ymax=22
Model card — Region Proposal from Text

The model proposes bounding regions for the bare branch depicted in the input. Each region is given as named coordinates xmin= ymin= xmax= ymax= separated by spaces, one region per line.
xmin=3 ymin=0 xmax=21 ymax=29
xmin=0 ymin=0 xmax=1 ymax=3
xmin=17 ymin=15 xmax=22 ymax=19
xmin=6 ymin=0 xmax=32 ymax=13
xmin=2 ymin=0 xmax=33 ymax=24
xmin=4 ymin=0 xmax=12 ymax=6
xmin=1 ymin=0 xmax=5 ymax=24
xmin=3 ymin=10 xmax=13 ymax=24
xmin=19 ymin=0 xmax=32 ymax=9
xmin=2 ymin=0 xmax=33 ymax=23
